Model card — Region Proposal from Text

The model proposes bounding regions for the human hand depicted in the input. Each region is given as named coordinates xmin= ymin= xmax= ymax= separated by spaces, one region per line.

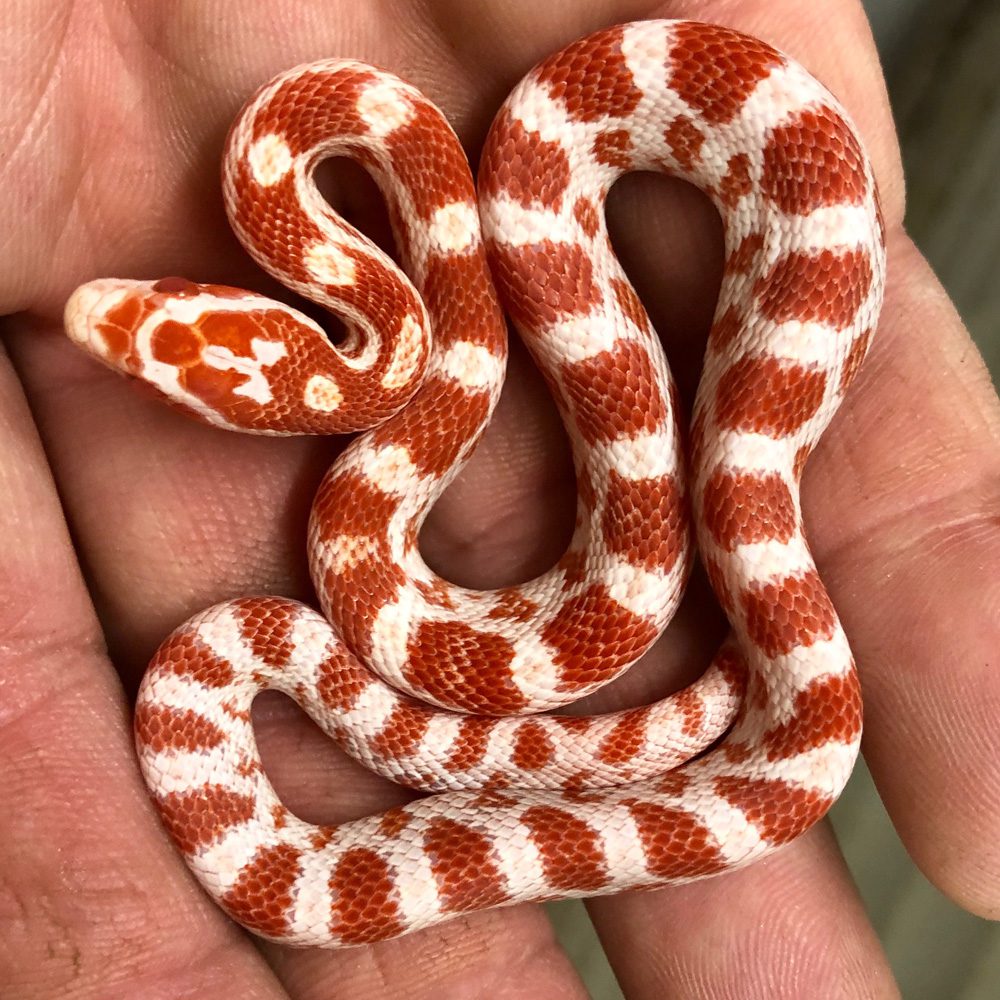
xmin=2 ymin=2 xmax=997 ymax=998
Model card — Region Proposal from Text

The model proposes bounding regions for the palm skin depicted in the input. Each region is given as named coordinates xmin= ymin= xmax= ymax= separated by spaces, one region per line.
xmin=1 ymin=1 xmax=997 ymax=998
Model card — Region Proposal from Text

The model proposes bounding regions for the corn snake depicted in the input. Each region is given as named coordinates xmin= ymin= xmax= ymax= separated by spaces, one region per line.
xmin=63 ymin=19 xmax=886 ymax=948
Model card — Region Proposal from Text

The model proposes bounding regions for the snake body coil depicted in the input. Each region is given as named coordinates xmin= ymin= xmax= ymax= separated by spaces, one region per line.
xmin=64 ymin=20 xmax=885 ymax=948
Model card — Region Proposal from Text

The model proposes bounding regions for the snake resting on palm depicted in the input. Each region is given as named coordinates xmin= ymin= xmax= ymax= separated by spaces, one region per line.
xmin=63 ymin=20 xmax=886 ymax=948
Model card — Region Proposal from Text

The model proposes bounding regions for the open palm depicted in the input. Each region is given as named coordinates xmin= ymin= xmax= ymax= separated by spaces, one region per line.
xmin=2 ymin=1 xmax=998 ymax=997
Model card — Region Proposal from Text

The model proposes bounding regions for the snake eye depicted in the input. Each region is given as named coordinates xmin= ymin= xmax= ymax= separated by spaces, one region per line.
xmin=152 ymin=276 xmax=201 ymax=295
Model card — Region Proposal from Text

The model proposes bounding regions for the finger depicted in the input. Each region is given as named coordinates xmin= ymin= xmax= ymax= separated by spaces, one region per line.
xmin=591 ymin=826 xmax=898 ymax=998
xmin=0 ymin=346 xmax=291 ymax=998
xmin=807 ymin=232 xmax=1000 ymax=918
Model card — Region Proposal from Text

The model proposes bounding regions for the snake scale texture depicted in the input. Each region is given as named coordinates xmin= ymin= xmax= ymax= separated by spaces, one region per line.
xmin=63 ymin=20 xmax=886 ymax=948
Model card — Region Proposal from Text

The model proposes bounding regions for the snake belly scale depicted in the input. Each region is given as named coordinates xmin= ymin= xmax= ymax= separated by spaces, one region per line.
xmin=63 ymin=20 xmax=886 ymax=947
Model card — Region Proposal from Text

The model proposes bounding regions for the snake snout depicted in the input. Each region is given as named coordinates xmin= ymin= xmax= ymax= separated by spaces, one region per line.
xmin=63 ymin=278 xmax=149 ymax=372
xmin=64 ymin=281 xmax=107 ymax=349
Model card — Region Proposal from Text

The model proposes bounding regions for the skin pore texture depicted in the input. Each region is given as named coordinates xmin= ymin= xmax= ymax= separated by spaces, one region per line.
xmin=0 ymin=1 xmax=998 ymax=998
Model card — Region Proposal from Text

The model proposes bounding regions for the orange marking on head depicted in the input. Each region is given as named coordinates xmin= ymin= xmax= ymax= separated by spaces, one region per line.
xmin=95 ymin=321 xmax=133 ymax=361
xmin=197 ymin=310 xmax=264 ymax=356
xmin=151 ymin=320 xmax=205 ymax=366
xmin=96 ymin=295 xmax=155 ymax=364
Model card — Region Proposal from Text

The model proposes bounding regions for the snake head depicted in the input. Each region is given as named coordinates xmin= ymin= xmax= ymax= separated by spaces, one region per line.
xmin=63 ymin=276 xmax=359 ymax=434
xmin=64 ymin=276 xmax=277 ymax=430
